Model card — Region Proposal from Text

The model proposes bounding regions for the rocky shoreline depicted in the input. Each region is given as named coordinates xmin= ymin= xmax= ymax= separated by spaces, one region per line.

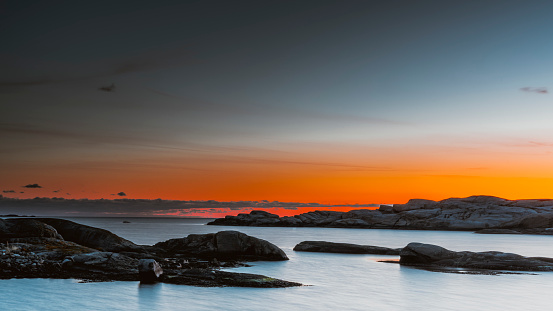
xmin=0 ymin=218 xmax=301 ymax=287
xmin=208 ymin=196 xmax=553 ymax=233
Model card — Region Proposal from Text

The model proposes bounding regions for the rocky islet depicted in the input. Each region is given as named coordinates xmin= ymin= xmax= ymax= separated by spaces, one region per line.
xmin=208 ymin=195 xmax=553 ymax=233
xmin=0 ymin=218 xmax=301 ymax=287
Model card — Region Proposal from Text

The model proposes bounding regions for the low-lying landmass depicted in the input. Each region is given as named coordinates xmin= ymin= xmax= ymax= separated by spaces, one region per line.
xmin=0 ymin=218 xmax=301 ymax=287
xmin=208 ymin=195 xmax=553 ymax=234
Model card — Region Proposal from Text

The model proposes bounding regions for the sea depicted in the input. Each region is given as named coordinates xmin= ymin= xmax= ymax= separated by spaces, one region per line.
xmin=2 ymin=217 xmax=553 ymax=311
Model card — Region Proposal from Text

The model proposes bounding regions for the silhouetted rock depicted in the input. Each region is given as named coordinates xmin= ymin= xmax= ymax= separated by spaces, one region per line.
xmin=207 ymin=196 xmax=553 ymax=233
xmin=293 ymin=241 xmax=400 ymax=255
xmin=36 ymin=218 xmax=142 ymax=252
xmin=155 ymin=230 xmax=288 ymax=261
xmin=138 ymin=259 xmax=163 ymax=283
xmin=0 ymin=218 xmax=62 ymax=241
xmin=399 ymin=242 xmax=553 ymax=271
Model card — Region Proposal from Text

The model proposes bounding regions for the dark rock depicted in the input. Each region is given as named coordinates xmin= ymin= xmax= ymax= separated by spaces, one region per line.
xmin=0 ymin=219 xmax=301 ymax=287
xmin=163 ymin=269 xmax=302 ymax=288
xmin=36 ymin=218 xmax=142 ymax=252
xmin=138 ymin=259 xmax=163 ymax=283
xmin=0 ymin=218 xmax=62 ymax=241
xmin=293 ymin=241 xmax=400 ymax=255
xmin=475 ymin=229 xmax=522 ymax=234
xmin=154 ymin=230 xmax=288 ymax=261
xmin=69 ymin=252 xmax=139 ymax=273
xmin=399 ymin=242 xmax=553 ymax=271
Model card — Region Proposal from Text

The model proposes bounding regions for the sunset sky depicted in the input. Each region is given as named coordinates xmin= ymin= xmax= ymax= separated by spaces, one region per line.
xmin=2 ymin=1 xmax=553 ymax=216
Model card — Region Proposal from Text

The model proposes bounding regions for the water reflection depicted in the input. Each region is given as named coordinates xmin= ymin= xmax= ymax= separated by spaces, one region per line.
xmin=138 ymin=282 xmax=163 ymax=310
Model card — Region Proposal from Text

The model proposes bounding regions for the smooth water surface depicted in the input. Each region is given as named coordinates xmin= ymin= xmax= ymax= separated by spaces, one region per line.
xmin=2 ymin=217 xmax=552 ymax=311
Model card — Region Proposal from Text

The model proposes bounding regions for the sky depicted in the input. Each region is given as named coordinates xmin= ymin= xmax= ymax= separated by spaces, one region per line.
xmin=2 ymin=0 xmax=553 ymax=216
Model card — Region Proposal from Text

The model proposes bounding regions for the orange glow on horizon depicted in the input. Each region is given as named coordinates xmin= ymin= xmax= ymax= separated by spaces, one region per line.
xmin=4 ymin=140 xmax=553 ymax=217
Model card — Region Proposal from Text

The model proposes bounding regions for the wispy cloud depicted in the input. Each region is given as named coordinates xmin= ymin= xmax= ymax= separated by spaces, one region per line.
xmin=0 ymin=197 xmax=380 ymax=217
xmin=22 ymin=183 xmax=42 ymax=188
xmin=521 ymin=87 xmax=548 ymax=94
xmin=0 ymin=49 xmax=194 ymax=91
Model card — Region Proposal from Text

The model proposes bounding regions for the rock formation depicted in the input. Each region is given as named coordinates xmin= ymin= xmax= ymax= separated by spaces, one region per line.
xmin=293 ymin=241 xmax=400 ymax=255
xmin=0 ymin=218 xmax=299 ymax=287
xmin=138 ymin=259 xmax=163 ymax=283
xmin=399 ymin=242 xmax=553 ymax=272
xmin=154 ymin=230 xmax=289 ymax=261
xmin=208 ymin=196 xmax=553 ymax=232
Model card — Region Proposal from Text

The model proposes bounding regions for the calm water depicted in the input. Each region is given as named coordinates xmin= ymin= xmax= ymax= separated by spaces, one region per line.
xmin=2 ymin=217 xmax=553 ymax=311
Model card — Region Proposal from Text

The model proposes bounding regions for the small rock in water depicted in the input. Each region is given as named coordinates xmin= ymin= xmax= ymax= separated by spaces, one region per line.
xmin=138 ymin=259 xmax=163 ymax=283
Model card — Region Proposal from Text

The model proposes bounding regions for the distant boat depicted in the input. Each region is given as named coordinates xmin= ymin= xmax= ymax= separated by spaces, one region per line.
xmin=122 ymin=220 xmax=131 ymax=223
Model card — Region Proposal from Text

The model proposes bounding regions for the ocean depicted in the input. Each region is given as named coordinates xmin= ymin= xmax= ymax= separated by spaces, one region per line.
xmin=2 ymin=217 xmax=553 ymax=311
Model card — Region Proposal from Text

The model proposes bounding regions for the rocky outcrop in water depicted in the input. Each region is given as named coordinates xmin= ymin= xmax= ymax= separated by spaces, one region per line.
xmin=208 ymin=196 xmax=553 ymax=232
xmin=154 ymin=230 xmax=288 ymax=261
xmin=293 ymin=241 xmax=400 ymax=255
xmin=0 ymin=218 xmax=300 ymax=287
xmin=138 ymin=259 xmax=163 ymax=283
xmin=398 ymin=242 xmax=553 ymax=272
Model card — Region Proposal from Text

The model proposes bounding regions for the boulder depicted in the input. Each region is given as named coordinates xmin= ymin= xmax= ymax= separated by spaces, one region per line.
xmin=293 ymin=241 xmax=400 ymax=255
xmin=399 ymin=243 xmax=457 ymax=264
xmin=155 ymin=230 xmax=288 ymax=261
xmin=138 ymin=259 xmax=163 ymax=283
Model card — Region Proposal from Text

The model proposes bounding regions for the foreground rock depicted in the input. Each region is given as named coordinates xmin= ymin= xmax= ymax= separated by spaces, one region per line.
xmin=294 ymin=241 xmax=400 ymax=255
xmin=139 ymin=259 xmax=163 ymax=283
xmin=208 ymin=196 xmax=553 ymax=232
xmin=163 ymin=269 xmax=301 ymax=288
xmin=0 ymin=218 xmax=300 ymax=287
xmin=36 ymin=218 xmax=143 ymax=252
xmin=154 ymin=230 xmax=288 ymax=261
xmin=399 ymin=242 xmax=553 ymax=272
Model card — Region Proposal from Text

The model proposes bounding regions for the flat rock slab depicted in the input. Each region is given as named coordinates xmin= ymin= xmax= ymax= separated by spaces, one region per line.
xmin=293 ymin=241 xmax=400 ymax=255
xmin=399 ymin=242 xmax=553 ymax=272
xmin=162 ymin=269 xmax=302 ymax=288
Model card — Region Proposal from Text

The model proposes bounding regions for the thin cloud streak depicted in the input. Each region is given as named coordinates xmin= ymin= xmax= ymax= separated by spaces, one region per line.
xmin=0 ymin=197 xmax=380 ymax=217
xmin=520 ymin=87 xmax=548 ymax=94
xmin=0 ymin=48 xmax=195 ymax=91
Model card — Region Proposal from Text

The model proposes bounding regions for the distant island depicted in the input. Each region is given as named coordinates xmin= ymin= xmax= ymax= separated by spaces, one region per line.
xmin=208 ymin=195 xmax=553 ymax=235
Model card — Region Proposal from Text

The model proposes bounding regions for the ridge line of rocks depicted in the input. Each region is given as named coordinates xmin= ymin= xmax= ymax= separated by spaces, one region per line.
xmin=208 ymin=195 xmax=553 ymax=233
